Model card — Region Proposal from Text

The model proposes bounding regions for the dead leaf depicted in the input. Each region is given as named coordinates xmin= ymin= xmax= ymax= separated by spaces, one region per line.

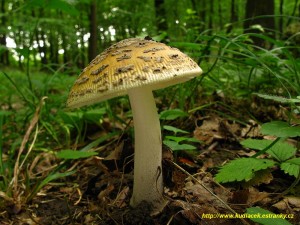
xmin=113 ymin=186 xmax=129 ymax=208
xmin=229 ymin=189 xmax=249 ymax=205
xmin=170 ymin=200 xmax=202 ymax=224
xmin=243 ymin=169 xmax=273 ymax=187
xmin=241 ymin=120 xmax=261 ymax=138
xmin=84 ymin=214 xmax=94 ymax=224
xmin=104 ymin=141 xmax=124 ymax=161
xmin=97 ymin=184 xmax=114 ymax=202
xmin=184 ymin=182 xmax=223 ymax=203
xmin=194 ymin=116 xmax=223 ymax=145
xmin=286 ymin=196 xmax=300 ymax=209
xmin=272 ymin=200 xmax=288 ymax=211
xmin=247 ymin=187 xmax=270 ymax=205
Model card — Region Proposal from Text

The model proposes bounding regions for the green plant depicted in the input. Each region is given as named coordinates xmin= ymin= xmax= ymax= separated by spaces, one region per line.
xmin=0 ymin=97 xmax=74 ymax=209
xmin=214 ymin=119 xmax=299 ymax=225
xmin=215 ymin=120 xmax=300 ymax=188
xmin=247 ymin=207 xmax=293 ymax=225
xmin=0 ymin=69 xmax=78 ymax=208
xmin=160 ymin=109 xmax=201 ymax=151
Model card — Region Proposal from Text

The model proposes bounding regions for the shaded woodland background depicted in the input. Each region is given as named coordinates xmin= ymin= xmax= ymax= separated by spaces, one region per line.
xmin=0 ymin=0 xmax=299 ymax=71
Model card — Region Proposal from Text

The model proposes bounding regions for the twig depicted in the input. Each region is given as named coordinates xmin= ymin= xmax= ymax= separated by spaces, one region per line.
xmin=11 ymin=97 xmax=47 ymax=199
xmin=168 ymin=160 xmax=251 ymax=225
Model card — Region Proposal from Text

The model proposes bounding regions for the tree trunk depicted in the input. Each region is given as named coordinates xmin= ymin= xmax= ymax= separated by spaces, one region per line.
xmin=88 ymin=0 xmax=98 ymax=62
xmin=191 ymin=0 xmax=206 ymax=32
xmin=198 ymin=0 xmax=206 ymax=29
xmin=226 ymin=0 xmax=237 ymax=33
xmin=208 ymin=0 xmax=214 ymax=34
xmin=34 ymin=8 xmax=48 ymax=67
xmin=243 ymin=0 xmax=275 ymax=48
xmin=49 ymin=30 xmax=59 ymax=67
xmin=155 ymin=0 xmax=168 ymax=33
xmin=279 ymin=0 xmax=284 ymax=36
xmin=218 ymin=0 xmax=223 ymax=29
xmin=37 ymin=30 xmax=48 ymax=67
xmin=286 ymin=0 xmax=299 ymax=27
xmin=0 ymin=0 xmax=9 ymax=65
xmin=61 ymin=32 xmax=68 ymax=65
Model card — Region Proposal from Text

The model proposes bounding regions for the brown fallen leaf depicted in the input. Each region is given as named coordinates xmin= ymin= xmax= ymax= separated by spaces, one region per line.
xmin=194 ymin=116 xmax=223 ymax=145
xmin=272 ymin=196 xmax=300 ymax=212
xmin=243 ymin=169 xmax=274 ymax=187
xmin=229 ymin=189 xmax=249 ymax=205
xmin=97 ymin=183 xmax=114 ymax=202
xmin=286 ymin=196 xmax=300 ymax=208
xmin=113 ymin=186 xmax=129 ymax=208
xmin=247 ymin=187 xmax=270 ymax=205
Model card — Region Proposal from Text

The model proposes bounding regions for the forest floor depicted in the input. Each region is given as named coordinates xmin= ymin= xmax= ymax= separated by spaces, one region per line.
xmin=1 ymin=92 xmax=300 ymax=225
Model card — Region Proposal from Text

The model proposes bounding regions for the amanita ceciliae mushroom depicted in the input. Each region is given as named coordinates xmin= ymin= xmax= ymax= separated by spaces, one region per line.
xmin=66 ymin=37 xmax=202 ymax=209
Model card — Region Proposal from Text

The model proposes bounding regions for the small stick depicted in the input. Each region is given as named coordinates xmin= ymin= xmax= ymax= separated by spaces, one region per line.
xmin=11 ymin=97 xmax=47 ymax=199
xmin=168 ymin=160 xmax=251 ymax=225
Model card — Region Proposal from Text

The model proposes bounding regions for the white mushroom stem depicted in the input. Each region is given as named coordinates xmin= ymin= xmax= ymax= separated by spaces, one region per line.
xmin=128 ymin=85 xmax=164 ymax=208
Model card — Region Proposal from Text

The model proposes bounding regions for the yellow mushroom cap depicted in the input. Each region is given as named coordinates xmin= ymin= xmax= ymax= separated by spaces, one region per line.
xmin=66 ymin=38 xmax=202 ymax=108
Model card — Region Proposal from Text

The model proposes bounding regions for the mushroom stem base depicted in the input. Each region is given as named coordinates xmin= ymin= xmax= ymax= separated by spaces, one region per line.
xmin=128 ymin=86 xmax=164 ymax=209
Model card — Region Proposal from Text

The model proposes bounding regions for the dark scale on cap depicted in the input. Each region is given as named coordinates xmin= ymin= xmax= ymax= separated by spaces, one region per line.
xmin=75 ymin=77 xmax=89 ymax=85
xmin=115 ymin=64 xmax=134 ymax=74
xmin=92 ymin=73 xmax=108 ymax=84
xmin=168 ymin=54 xmax=179 ymax=59
xmin=153 ymin=68 xmax=162 ymax=73
xmin=137 ymin=56 xmax=152 ymax=62
xmin=91 ymin=64 xmax=109 ymax=75
xmin=116 ymin=53 xmax=132 ymax=61
xmin=143 ymin=47 xmax=165 ymax=53
xmin=135 ymin=75 xmax=147 ymax=81
xmin=154 ymin=56 xmax=164 ymax=63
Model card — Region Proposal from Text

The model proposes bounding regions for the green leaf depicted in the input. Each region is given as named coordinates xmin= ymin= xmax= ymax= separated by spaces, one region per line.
xmin=59 ymin=111 xmax=83 ymax=125
xmin=163 ymin=125 xmax=189 ymax=134
xmin=83 ymin=107 xmax=106 ymax=124
xmin=241 ymin=139 xmax=296 ymax=161
xmin=246 ymin=207 xmax=293 ymax=225
xmin=28 ymin=0 xmax=79 ymax=15
xmin=56 ymin=150 xmax=98 ymax=159
xmin=165 ymin=135 xmax=201 ymax=143
xmin=165 ymin=136 xmax=190 ymax=143
xmin=15 ymin=47 xmax=30 ymax=57
xmin=280 ymin=158 xmax=300 ymax=177
xmin=159 ymin=109 xmax=188 ymax=120
xmin=163 ymin=140 xmax=196 ymax=151
xmin=261 ymin=121 xmax=300 ymax=137
xmin=215 ymin=158 xmax=275 ymax=183
xmin=254 ymin=93 xmax=300 ymax=104
xmin=27 ymin=170 xmax=75 ymax=202
xmin=80 ymin=132 xmax=119 ymax=152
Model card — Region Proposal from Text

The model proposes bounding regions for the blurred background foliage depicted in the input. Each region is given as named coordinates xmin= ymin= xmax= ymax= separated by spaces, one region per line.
xmin=0 ymin=0 xmax=299 ymax=71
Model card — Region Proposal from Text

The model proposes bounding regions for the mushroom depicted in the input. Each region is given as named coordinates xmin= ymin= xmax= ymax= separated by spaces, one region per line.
xmin=66 ymin=37 xmax=202 ymax=209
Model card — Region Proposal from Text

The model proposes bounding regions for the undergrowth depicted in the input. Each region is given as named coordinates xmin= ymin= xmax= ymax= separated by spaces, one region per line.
xmin=0 ymin=23 xmax=299 ymax=225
